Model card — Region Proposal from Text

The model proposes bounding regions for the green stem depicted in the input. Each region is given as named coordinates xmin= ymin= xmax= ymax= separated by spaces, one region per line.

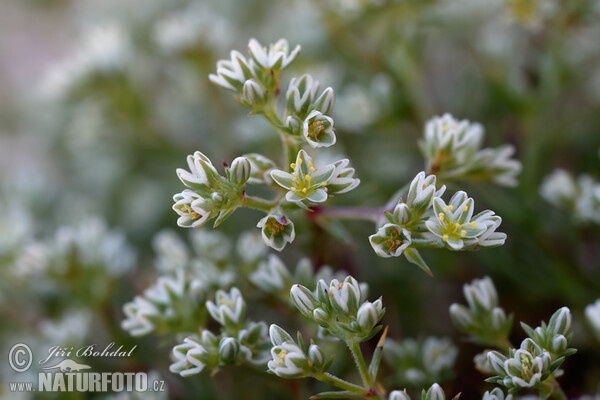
xmin=262 ymin=107 xmax=300 ymax=167
xmin=347 ymin=341 xmax=372 ymax=388
xmin=314 ymin=372 xmax=365 ymax=393
xmin=241 ymin=194 xmax=277 ymax=213
xmin=548 ymin=376 xmax=567 ymax=400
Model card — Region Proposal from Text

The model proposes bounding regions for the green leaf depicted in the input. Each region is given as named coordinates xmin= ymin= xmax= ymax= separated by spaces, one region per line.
xmin=404 ymin=247 xmax=433 ymax=276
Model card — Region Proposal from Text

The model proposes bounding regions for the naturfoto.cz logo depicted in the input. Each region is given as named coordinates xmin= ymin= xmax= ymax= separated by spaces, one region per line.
xmin=7 ymin=343 xmax=165 ymax=393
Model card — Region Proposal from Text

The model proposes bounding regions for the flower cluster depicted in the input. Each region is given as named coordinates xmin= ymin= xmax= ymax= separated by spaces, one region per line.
xmin=540 ymin=169 xmax=600 ymax=224
xmin=387 ymin=383 xmax=449 ymax=400
xmin=486 ymin=307 xmax=576 ymax=395
xmin=173 ymin=38 xmax=361 ymax=252
xmin=289 ymin=276 xmax=383 ymax=342
xmin=383 ymin=337 xmax=457 ymax=388
xmin=266 ymin=325 xmax=329 ymax=378
xmin=249 ymin=254 xmax=350 ymax=301
xmin=449 ymin=277 xmax=513 ymax=347
xmin=122 ymin=229 xmax=259 ymax=337
xmin=173 ymin=152 xmax=250 ymax=228
xmin=122 ymin=270 xmax=207 ymax=336
xmin=370 ymin=172 xmax=506 ymax=275
xmin=170 ymin=287 xmax=271 ymax=376
xmin=419 ymin=113 xmax=521 ymax=186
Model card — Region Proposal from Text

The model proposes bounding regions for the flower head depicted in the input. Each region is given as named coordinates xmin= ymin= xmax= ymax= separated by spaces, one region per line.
xmin=248 ymin=38 xmax=300 ymax=70
xmin=206 ymin=287 xmax=246 ymax=328
xmin=425 ymin=192 xmax=496 ymax=250
xmin=302 ymin=110 xmax=336 ymax=148
xmin=209 ymin=50 xmax=255 ymax=92
xmin=369 ymin=224 xmax=412 ymax=258
xmin=327 ymin=159 xmax=360 ymax=195
xmin=256 ymin=212 xmax=295 ymax=251
xmin=270 ymin=150 xmax=335 ymax=204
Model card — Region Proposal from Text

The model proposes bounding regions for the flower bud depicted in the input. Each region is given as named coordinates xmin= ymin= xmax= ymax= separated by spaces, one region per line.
xmin=307 ymin=344 xmax=325 ymax=368
xmin=389 ymin=390 xmax=411 ymax=400
xmin=548 ymin=307 xmax=571 ymax=336
xmin=486 ymin=351 xmax=507 ymax=376
xmin=313 ymin=307 xmax=330 ymax=327
xmin=449 ymin=303 xmax=474 ymax=332
xmin=290 ymin=284 xmax=317 ymax=318
xmin=356 ymin=299 xmax=383 ymax=331
xmin=328 ymin=276 xmax=361 ymax=315
xmin=241 ymin=79 xmax=267 ymax=107
xmin=219 ymin=337 xmax=240 ymax=363
xmin=312 ymin=87 xmax=335 ymax=115
xmin=269 ymin=324 xmax=294 ymax=346
xmin=550 ymin=334 xmax=568 ymax=354
xmin=229 ymin=156 xmax=251 ymax=185
xmin=423 ymin=383 xmax=445 ymax=400
xmin=490 ymin=307 xmax=508 ymax=331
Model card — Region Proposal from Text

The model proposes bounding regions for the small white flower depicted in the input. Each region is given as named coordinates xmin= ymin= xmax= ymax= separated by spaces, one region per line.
xmin=256 ymin=212 xmax=296 ymax=251
xmin=406 ymin=171 xmax=446 ymax=215
xmin=270 ymin=150 xmax=336 ymax=204
xmin=585 ymin=299 xmax=600 ymax=339
xmin=248 ymin=38 xmax=300 ymax=70
xmin=250 ymin=254 xmax=291 ymax=293
xmin=326 ymin=159 xmax=360 ymax=195
xmin=206 ymin=287 xmax=246 ymax=327
xmin=328 ymin=276 xmax=362 ymax=314
xmin=209 ymin=50 xmax=255 ymax=92
xmin=290 ymin=284 xmax=317 ymax=317
xmin=172 ymin=190 xmax=212 ymax=228
xmin=369 ymin=224 xmax=412 ymax=258
xmin=463 ymin=276 xmax=498 ymax=312
xmin=302 ymin=110 xmax=336 ymax=148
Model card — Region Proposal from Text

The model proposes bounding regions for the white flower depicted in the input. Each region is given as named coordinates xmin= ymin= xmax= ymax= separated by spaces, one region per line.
xmin=463 ymin=276 xmax=498 ymax=312
xmin=286 ymin=74 xmax=321 ymax=116
xmin=369 ymin=223 xmax=412 ymax=258
xmin=406 ymin=172 xmax=446 ymax=215
xmin=328 ymin=276 xmax=362 ymax=314
xmin=585 ymin=299 xmax=600 ymax=339
xmin=209 ymin=50 xmax=255 ymax=92
xmin=425 ymin=192 xmax=504 ymax=250
xmin=270 ymin=150 xmax=336 ymax=204
xmin=250 ymin=255 xmax=291 ymax=293
xmin=267 ymin=342 xmax=308 ymax=378
xmin=302 ymin=110 xmax=336 ymax=148
xmin=326 ymin=159 xmax=360 ymax=195
xmin=206 ymin=287 xmax=246 ymax=327
xmin=172 ymin=190 xmax=212 ymax=228
xmin=248 ymin=38 xmax=300 ymax=70
xmin=256 ymin=213 xmax=296 ymax=251
xmin=540 ymin=169 xmax=578 ymax=207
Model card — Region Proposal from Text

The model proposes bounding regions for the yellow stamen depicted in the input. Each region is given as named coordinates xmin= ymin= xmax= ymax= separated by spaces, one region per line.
xmin=442 ymin=234 xmax=449 ymax=241
xmin=462 ymin=205 xmax=468 ymax=211
xmin=292 ymin=177 xmax=297 ymax=182
xmin=302 ymin=188 xmax=307 ymax=193
xmin=468 ymin=222 xmax=477 ymax=228
xmin=276 ymin=350 xmax=288 ymax=367
xmin=321 ymin=182 xmax=327 ymax=186
xmin=290 ymin=163 xmax=296 ymax=169
xmin=438 ymin=213 xmax=445 ymax=222
xmin=291 ymin=186 xmax=296 ymax=191
xmin=310 ymin=166 xmax=316 ymax=172
xmin=455 ymin=223 xmax=460 ymax=229
xmin=460 ymin=230 xmax=466 ymax=237
xmin=297 ymin=158 xmax=303 ymax=165
xmin=448 ymin=205 xmax=454 ymax=211
xmin=305 ymin=174 xmax=311 ymax=181
xmin=308 ymin=161 xmax=313 ymax=167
